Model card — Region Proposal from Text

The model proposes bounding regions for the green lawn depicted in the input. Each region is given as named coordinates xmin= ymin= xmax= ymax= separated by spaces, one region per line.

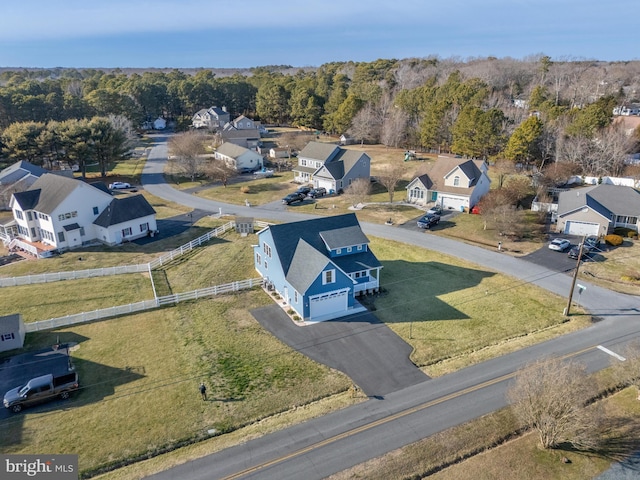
xmin=0 ymin=274 xmax=154 ymax=323
xmin=1 ymin=292 xmax=350 ymax=476
xmin=194 ymin=173 xmax=295 ymax=205
xmin=0 ymin=227 xmax=596 ymax=478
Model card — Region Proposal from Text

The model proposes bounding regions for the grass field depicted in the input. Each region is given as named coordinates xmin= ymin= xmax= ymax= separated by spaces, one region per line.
xmin=2 ymin=140 xmax=637 ymax=478
xmin=0 ymin=292 xmax=351 ymax=476
xmin=0 ymin=227 xmax=599 ymax=478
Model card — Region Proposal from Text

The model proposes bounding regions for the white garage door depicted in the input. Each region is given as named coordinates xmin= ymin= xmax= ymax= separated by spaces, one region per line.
xmin=309 ymin=289 xmax=348 ymax=320
xmin=316 ymin=179 xmax=335 ymax=192
xmin=564 ymin=221 xmax=599 ymax=236
xmin=440 ymin=196 xmax=467 ymax=211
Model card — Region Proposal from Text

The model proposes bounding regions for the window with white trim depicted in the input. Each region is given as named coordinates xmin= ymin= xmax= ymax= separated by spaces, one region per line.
xmin=256 ymin=253 xmax=261 ymax=265
xmin=122 ymin=227 xmax=132 ymax=237
xmin=294 ymin=291 xmax=298 ymax=303
xmin=323 ymin=269 xmax=335 ymax=284
xmin=1 ymin=332 xmax=15 ymax=341
xmin=453 ymin=176 xmax=460 ymax=186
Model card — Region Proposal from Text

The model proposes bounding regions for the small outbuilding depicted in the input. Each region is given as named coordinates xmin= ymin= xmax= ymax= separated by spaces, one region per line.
xmin=0 ymin=314 xmax=26 ymax=352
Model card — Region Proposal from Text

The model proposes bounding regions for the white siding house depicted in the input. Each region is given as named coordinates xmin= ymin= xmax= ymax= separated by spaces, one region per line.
xmin=6 ymin=174 xmax=157 ymax=256
xmin=214 ymin=143 xmax=264 ymax=172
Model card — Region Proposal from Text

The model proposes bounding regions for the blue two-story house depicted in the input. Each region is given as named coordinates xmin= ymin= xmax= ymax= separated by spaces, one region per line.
xmin=254 ymin=214 xmax=382 ymax=322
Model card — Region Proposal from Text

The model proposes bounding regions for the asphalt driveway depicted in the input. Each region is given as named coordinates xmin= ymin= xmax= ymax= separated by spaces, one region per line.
xmin=251 ymin=306 xmax=429 ymax=397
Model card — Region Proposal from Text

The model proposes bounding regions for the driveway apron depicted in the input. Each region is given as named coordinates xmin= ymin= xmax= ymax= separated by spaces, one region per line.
xmin=252 ymin=306 xmax=429 ymax=397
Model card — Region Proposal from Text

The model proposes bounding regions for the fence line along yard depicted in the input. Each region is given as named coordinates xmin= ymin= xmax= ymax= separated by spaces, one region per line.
xmin=0 ymin=220 xmax=271 ymax=288
xmin=0 ymin=264 xmax=151 ymax=287
xmin=25 ymin=277 xmax=263 ymax=332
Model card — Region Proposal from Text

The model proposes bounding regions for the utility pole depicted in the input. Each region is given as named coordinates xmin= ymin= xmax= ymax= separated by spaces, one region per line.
xmin=564 ymin=237 xmax=586 ymax=316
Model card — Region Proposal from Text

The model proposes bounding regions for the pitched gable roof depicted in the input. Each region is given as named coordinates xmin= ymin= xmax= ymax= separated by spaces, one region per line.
xmin=216 ymin=142 xmax=250 ymax=158
xmin=298 ymin=142 xmax=340 ymax=163
xmin=0 ymin=161 xmax=48 ymax=185
xmin=313 ymin=148 xmax=368 ymax=180
xmin=319 ymin=226 xmax=369 ymax=250
xmin=286 ymin=239 xmax=331 ymax=293
xmin=423 ymin=157 xmax=488 ymax=196
xmin=12 ymin=173 xmax=83 ymax=214
xmin=451 ymin=159 xmax=482 ymax=183
xmin=558 ymin=184 xmax=640 ymax=217
xmin=406 ymin=174 xmax=433 ymax=191
xmin=93 ymin=195 xmax=156 ymax=228
xmin=266 ymin=213 xmax=366 ymax=276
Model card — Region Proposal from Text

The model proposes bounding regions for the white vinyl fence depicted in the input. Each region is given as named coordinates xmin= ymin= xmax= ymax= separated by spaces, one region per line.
xmin=148 ymin=221 xmax=235 ymax=269
xmin=25 ymin=277 xmax=262 ymax=332
xmin=0 ymin=220 xmax=255 ymax=288
xmin=0 ymin=264 xmax=151 ymax=287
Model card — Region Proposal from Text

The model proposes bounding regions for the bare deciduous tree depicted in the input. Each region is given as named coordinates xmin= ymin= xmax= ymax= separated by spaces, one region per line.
xmin=202 ymin=158 xmax=236 ymax=187
xmin=508 ymin=357 xmax=600 ymax=450
xmin=343 ymin=178 xmax=371 ymax=207
xmin=377 ymin=163 xmax=406 ymax=204
xmin=168 ymin=131 xmax=208 ymax=181
xmin=348 ymin=103 xmax=379 ymax=145
xmin=279 ymin=131 xmax=312 ymax=154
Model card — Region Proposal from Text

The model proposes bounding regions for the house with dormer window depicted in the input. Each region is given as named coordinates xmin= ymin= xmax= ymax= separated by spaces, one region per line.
xmin=253 ymin=213 xmax=381 ymax=322
xmin=406 ymin=156 xmax=490 ymax=211
xmin=292 ymin=142 xmax=370 ymax=193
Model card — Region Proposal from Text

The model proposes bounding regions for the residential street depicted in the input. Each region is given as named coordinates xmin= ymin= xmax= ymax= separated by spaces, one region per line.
xmin=142 ymin=134 xmax=640 ymax=480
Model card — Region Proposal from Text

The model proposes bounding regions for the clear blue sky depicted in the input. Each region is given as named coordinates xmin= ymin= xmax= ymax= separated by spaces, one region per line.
xmin=1 ymin=0 xmax=637 ymax=68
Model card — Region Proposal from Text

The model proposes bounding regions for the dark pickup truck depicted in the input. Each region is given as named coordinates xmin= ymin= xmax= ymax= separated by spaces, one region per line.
xmin=417 ymin=213 xmax=440 ymax=229
xmin=3 ymin=372 xmax=79 ymax=413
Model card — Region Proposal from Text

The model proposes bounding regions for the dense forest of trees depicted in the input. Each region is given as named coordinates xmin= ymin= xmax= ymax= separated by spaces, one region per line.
xmin=1 ymin=56 xmax=639 ymax=178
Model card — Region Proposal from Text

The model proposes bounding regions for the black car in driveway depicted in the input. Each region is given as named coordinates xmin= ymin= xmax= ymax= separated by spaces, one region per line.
xmin=417 ymin=213 xmax=440 ymax=229
xmin=568 ymin=244 xmax=592 ymax=260
xmin=308 ymin=187 xmax=327 ymax=198
xmin=295 ymin=186 xmax=312 ymax=196
xmin=282 ymin=193 xmax=306 ymax=205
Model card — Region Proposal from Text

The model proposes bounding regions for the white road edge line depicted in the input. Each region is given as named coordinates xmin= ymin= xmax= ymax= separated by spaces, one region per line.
xmin=597 ymin=345 xmax=626 ymax=362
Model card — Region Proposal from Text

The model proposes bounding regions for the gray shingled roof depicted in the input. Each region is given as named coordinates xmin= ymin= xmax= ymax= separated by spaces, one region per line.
xmin=332 ymin=250 xmax=382 ymax=273
xmin=421 ymin=157 xmax=487 ymax=196
xmin=0 ymin=161 xmax=48 ymax=185
xmin=406 ymin=174 xmax=433 ymax=191
xmin=319 ymin=226 xmax=369 ymax=250
xmin=298 ymin=142 xmax=340 ymax=163
xmin=267 ymin=213 xmax=372 ymax=277
xmin=93 ymin=195 xmax=156 ymax=227
xmin=216 ymin=142 xmax=250 ymax=158
xmin=12 ymin=173 xmax=80 ymax=214
xmin=558 ymin=184 xmax=640 ymax=217
xmin=286 ymin=239 xmax=331 ymax=293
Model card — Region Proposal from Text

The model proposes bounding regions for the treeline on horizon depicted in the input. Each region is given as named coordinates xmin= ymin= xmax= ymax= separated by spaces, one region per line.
xmin=1 ymin=56 xmax=639 ymax=177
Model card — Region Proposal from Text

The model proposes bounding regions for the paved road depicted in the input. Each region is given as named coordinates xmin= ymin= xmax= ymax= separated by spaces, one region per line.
xmin=143 ymin=134 xmax=640 ymax=480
